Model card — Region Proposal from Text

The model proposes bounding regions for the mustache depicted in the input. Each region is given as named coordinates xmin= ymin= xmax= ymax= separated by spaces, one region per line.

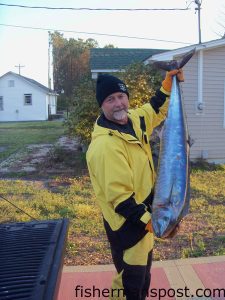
xmin=113 ymin=108 xmax=128 ymax=113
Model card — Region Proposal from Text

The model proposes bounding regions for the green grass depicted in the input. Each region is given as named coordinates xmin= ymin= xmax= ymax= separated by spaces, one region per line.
xmin=0 ymin=176 xmax=107 ymax=265
xmin=0 ymin=162 xmax=224 ymax=265
xmin=0 ymin=121 xmax=65 ymax=160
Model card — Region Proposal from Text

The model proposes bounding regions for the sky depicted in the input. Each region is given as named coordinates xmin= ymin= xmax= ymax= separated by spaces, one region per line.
xmin=0 ymin=0 xmax=224 ymax=86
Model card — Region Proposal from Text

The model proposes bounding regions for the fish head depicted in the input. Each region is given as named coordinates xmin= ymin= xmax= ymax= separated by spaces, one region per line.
xmin=152 ymin=206 xmax=177 ymax=238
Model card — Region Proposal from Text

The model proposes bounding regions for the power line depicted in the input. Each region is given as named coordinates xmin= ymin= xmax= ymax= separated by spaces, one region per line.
xmin=0 ymin=194 xmax=37 ymax=221
xmin=0 ymin=23 xmax=192 ymax=45
xmin=0 ymin=3 xmax=190 ymax=11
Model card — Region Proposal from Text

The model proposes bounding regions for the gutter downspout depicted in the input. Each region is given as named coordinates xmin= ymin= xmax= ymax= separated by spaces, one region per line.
xmin=197 ymin=49 xmax=208 ymax=159
xmin=196 ymin=49 xmax=203 ymax=112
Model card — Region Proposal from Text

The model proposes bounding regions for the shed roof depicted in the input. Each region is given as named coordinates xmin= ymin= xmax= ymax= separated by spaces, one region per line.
xmin=0 ymin=72 xmax=56 ymax=94
xmin=90 ymin=48 xmax=167 ymax=71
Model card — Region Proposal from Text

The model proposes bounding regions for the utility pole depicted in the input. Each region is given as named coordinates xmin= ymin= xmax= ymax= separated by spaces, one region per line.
xmin=48 ymin=31 xmax=54 ymax=90
xmin=15 ymin=64 xmax=25 ymax=75
xmin=195 ymin=0 xmax=202 ymax=44
xmin=48 ymin=31 xmax=52 ymax=89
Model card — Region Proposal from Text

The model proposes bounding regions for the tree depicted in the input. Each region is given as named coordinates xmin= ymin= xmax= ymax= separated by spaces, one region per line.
xmin=120 ymin=62 xmax=163 ymax=108
xmin=65 ymin=75 xmax=100 ymax=145
xmin=50 ymin=32 xmax=98 ymax=97
xmin=65 ymin=62 xmax=163 ymax=145
xmin=215 ymin=7 xmax=225 ymax=38
xmin=104 ymin=44 xmax=117 ymax=48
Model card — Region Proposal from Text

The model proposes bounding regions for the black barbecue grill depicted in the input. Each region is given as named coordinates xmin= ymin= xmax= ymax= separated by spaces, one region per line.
xmin=0 ymin=219 xmax=69 ymax=300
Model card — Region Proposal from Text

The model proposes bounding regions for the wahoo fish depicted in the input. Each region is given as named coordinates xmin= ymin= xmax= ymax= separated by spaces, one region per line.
xmin=151 ymin=49 xmax=195 ymax=238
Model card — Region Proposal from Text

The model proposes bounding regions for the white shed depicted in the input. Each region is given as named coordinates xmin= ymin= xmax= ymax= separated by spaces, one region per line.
xmin=0 ymin=71 xmax=58 ymax=122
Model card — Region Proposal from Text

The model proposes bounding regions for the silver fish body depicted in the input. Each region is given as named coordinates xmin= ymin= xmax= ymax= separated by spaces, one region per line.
xmin=152 ymin=75 xmax=190 ymax=238
xmin=151 ymin=49 xmax=195 ymax=238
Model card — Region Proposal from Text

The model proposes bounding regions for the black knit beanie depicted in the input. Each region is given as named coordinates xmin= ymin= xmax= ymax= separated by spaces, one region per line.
xmin=96 ymin=74 xmax=129 ymax=107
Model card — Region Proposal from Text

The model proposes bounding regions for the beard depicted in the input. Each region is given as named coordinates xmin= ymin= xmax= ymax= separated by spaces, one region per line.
xmin=113 ymin=109 xmax=128 ymax=121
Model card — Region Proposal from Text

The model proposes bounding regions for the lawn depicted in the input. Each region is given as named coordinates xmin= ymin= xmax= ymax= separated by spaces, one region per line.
xmin=0 ymin=162 xmax=224 ymax=265
xmin=0 ymin=121 xmax=65 ymax=160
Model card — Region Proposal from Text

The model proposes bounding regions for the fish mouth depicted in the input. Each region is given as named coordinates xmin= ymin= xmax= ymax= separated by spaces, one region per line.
xmin=152 ymin=207 xmax=176 ymax=238
xmin=152 ymin=219 xmax=170 ymax=238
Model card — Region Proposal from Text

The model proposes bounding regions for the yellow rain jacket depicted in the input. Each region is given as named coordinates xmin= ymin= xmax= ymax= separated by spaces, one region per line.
xmin=86 ymin=87 xmax=170 ymax=250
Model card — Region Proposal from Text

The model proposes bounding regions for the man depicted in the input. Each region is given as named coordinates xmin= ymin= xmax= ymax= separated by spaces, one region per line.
xmin=86 ymin=70 xmax=183 ymax=300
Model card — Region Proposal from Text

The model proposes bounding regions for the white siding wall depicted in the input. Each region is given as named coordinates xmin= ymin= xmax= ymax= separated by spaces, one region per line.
xmin=0 ymin=74 xmax=48 ymax=121
xmin=181 ymin=46 xmax=225 ymax=162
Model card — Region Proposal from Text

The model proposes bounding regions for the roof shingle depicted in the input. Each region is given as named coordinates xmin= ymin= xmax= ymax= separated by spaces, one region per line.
xmin=90 ymin=48 xmax=167 ymax=70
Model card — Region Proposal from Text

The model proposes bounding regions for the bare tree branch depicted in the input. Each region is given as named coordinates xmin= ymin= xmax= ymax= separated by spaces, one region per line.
xmin=215 ymin=5 xmax=225 ymax=38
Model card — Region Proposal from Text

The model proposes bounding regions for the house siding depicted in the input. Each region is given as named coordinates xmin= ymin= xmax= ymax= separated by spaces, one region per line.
xmin=0 ymin=73 xmax=48 ymax=121
xmin=181 ymin=46 xmax=225 ymax=161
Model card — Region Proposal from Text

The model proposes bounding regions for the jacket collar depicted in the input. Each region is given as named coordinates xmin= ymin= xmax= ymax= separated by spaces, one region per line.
xmin=93 ymin=114 xmax=141 ymax=144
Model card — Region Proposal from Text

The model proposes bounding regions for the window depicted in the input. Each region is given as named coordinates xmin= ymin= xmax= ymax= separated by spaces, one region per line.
xmin=0 ymin=96 xmax=3 ymax=111
xmin=24 ymin=94 xmax=32 ymax=105
xmin=8 ymin=80 xmax=15 ymax=87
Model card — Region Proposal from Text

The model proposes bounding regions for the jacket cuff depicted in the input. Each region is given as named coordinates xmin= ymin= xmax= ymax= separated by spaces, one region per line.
xmin=160 ymin=86 xmax=171 ymax=96
xmin=140 ymin=211 xmax=151 ymax=224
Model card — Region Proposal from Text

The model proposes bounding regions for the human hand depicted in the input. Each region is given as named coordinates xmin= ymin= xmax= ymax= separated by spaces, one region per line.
xmin=162 ymin=69 xmax=184 ymax=92
xmin=145 ymin=221 xmax=153 ymax=233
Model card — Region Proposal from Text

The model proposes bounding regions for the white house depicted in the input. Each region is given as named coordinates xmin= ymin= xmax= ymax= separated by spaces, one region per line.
xmin=145 ymin=38 xmax=225 ymax=163
xmin=0 ymin=72 xmax=58 ymax=122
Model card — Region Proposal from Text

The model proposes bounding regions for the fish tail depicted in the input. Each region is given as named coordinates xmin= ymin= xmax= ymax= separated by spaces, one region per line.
xmin=152 ymin=48 xmax=196 ymax=71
